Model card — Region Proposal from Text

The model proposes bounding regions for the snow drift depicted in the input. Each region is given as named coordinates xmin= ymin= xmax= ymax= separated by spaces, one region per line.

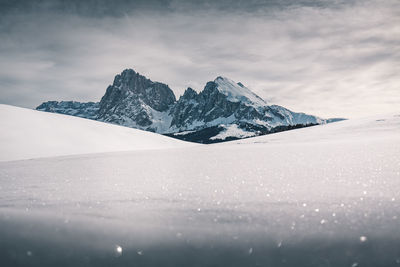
xmin=0 ymin=104 xmax=192 ymax=161
xmin=0 ymin=109 xmax=399 ymax=266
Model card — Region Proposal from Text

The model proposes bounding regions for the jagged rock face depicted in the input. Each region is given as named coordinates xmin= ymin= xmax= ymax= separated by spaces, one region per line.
xmin=36 ymin=69 xmax=331 ymax=143
xmin=97 ymin=69 xmax=176 ymax=129
xmin=169 ymin=81 xmax=263 ymax=130
xmin=170 ymin=82 xmax=239 ymax=129
xmin=169 ymin=77 xmax=322 ymax=132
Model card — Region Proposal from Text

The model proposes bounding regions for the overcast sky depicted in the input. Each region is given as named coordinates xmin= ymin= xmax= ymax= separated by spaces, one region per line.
xmin=0 ymin=0 xmax=399 ymax=118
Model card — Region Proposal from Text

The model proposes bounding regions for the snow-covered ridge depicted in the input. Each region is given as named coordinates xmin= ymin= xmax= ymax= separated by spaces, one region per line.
xmin=0 ymin=104 xmax=193 ymax=162
xmin=214 ymin=76 xmax=267 ymax=107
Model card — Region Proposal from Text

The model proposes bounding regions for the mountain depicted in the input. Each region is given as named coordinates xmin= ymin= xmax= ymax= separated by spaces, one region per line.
xmin=36 ymin=101 xmax=99 ymax=119
xmin=37 ymin=69 xmax=342 ymax=143
xmin=97 ymin=69 xmax=176 ymax=132
xmin=0 ymin=104 xmax=191 ymax=161
xmin=166 ymin=76 xmax=326 ymax=142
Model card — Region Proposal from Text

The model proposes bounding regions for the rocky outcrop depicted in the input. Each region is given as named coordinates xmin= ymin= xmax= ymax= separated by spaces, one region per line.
xmin=97 ymin=69 xmax=176 ymax=131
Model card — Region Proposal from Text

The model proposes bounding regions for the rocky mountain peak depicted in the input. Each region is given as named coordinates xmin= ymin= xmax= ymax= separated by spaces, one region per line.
xmin=36 ymin=68 xmax=332 ymax=143
xmin=200 ymin=81 xmax=219 ymax=96
xmin=181 ymin=87 xmax=198 ymax=100
xmin=105 ymin=68 xmax=176 ymax=110
xmin=99 ymin=69 xmax=175 ymax=112
xmin=213 ymin=76 xmax=267 ymax=107
xmin=96 ymin=69 xmax=176 ymax=129
xmin=214 ymin=76 xmax=226 ymax=81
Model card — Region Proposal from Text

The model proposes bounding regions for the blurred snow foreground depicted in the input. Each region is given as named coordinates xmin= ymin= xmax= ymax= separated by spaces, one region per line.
xmin=0 ymin=104 xmax=400 ymax=267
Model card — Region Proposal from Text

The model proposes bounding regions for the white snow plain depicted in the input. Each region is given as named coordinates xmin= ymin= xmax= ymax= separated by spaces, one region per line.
xmin=0 ymin=104 xmax=193 ymax=161
xmin=0 ymin=106 xmax=399 ymax=267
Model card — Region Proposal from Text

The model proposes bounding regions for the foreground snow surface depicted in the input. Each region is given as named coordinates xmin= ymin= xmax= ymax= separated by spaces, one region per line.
xmin=0 ymin=112 xmax=400 ymax=266
xmin=0 ymin=104 xmax=192 ymax=161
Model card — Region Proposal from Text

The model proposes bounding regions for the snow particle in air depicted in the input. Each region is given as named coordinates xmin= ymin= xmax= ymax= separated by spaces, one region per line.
xmin=114 ymin=245 xmax=123 ymax=257
xmin=26 ymin=251 xmax=33 ymax=256
xmin=360 ymin=236 xmax=367 ymax=242
xmin=248 ymin=247 xmax=253 ymax=255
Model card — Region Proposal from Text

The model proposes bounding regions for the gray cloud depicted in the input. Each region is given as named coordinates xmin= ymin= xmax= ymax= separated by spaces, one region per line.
xmin=0 ymin=0 xmax=353 ymax=17
xmin=0 ymin=0 xmax=399 ymax=118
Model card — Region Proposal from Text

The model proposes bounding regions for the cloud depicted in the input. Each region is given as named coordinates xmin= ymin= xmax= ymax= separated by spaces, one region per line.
xmin=0 ymin=0 xmax=399 ymax=118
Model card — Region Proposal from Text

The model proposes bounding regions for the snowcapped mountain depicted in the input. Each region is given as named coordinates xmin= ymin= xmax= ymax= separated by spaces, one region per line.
xmin=167 ymin=76 xmax=325 ymax=142
xmin=37 ymin=69 xmax=340 ymax=143
xmin=97 ymin=69 xmax=176 ymax=132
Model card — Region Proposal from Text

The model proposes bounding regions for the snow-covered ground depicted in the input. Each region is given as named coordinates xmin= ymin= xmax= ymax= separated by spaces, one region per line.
xmin=0 ymin=107 xmax=399 ymax=266
xmin=210 ymin=124 xmax=256 ymax=140
xmin=0 ymin=104 xmax=192 ymax=161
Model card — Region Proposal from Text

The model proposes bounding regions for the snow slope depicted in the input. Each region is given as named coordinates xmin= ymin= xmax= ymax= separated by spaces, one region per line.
xmin=0 ymin=104 xmax=192 ymax=161
xmin=0 ymin=112 xmax=399 ymax=266
xmin=233 ymin=113 xmax=400 ymax=145
xmin=214 ymin=76 xmax=267 ymax=107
